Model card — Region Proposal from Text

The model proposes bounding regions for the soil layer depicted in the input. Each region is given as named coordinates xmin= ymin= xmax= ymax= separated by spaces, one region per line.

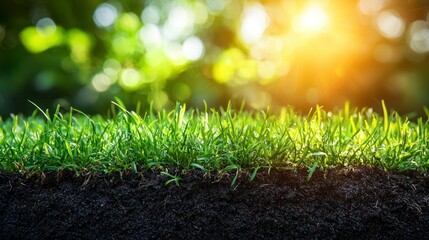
xmin=1 ymin=167 xmax=429 ymax=239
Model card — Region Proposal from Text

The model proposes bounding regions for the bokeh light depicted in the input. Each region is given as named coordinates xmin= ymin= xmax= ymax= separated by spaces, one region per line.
xmin=205 ymin=0 xmax=226 ymax=15
xmin=36 ymin=18 xmax=56 ymax=34
xmin=182 ymin=36 xmax=204 ymax=61
xmin=120 ymin=68 xmax=144 ymax=91
xmin=139 ymin=24 xmax=163 ymax=48
xmin=239 ymin=3 xmax=269 ymax=44
xmin=103 ymin=59 xmax=121 ymax=78
xmin=66 ymin=29 xmax=92 ymax=63
xmin=92 ymin=73 xmax=114 ymax=92
xmin=93 ymin=3 xmax=118 ymax=28
xmin=2 ymin=0 xmax=429 ymax=117
xmin=141 ymin=5 xmax=160 ymax=25
xmin=376 ymin=10 xmax=404 ymax=39
xmin=162 ymin=5 xmax=195 ymax=40
xmin=20 ymin=18 xmax=63 ymax=53
xmin=292 ymin=4 xmax=329 ymax=33
xmin=358 ymin=0 xmax=388 ymax=15
xmin=408 ymin=20 xmax=429 ymax=54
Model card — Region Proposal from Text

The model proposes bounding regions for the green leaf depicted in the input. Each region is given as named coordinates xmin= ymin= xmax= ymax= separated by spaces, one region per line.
xmin=382 ymin=100 xmax=389 ymax=133
xmin=161 ymin=171 xmax=181 ymax=186
xmin=249 ymin=166 xmax=260 ymax=182
xmin=28 ymin=100 xmax=50 ymax=121
xmin=222 ymin=164 xmax=240 ymax=186
xmin=307 ymin=162 xmax=318 ymax=181
xmin=190 ymin=163 xmax=206 ymax=172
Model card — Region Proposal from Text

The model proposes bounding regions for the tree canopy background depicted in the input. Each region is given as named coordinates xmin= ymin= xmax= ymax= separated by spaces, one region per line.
xmin=1 ymin=0 xmax=429 ymax=117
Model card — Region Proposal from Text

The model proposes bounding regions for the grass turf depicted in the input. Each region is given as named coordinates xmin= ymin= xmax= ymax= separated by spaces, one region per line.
xmin=0 ymin=101 xmax=428 ymax=180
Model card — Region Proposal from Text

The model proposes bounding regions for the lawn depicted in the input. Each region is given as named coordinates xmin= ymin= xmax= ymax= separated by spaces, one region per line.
xmin=1 ymin=100 xmax=428 ymax=177
xmin=1 ymin=101 xmax=429 ymax=239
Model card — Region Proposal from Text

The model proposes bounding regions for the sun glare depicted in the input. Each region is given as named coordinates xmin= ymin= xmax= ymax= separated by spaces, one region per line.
xmin=293 ymin=4 xmax=329 ymax=33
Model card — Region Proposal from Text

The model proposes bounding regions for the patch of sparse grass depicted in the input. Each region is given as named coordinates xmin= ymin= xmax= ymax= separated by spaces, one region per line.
xmin=0 ymin=101 xmax=428 ymax=179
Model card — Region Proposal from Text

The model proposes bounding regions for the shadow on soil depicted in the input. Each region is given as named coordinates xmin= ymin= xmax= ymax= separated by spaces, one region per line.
xmin=1 ymin=167 xmax=429 ymax=239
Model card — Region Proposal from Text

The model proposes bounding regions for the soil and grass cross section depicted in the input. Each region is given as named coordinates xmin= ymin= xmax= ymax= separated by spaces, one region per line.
xmin=0 ymin=101 xmax=428 ymax=239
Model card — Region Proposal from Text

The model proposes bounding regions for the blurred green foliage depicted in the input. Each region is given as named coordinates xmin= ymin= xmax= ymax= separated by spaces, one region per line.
xmin=1 ymin=0 xmax=429 ymax=117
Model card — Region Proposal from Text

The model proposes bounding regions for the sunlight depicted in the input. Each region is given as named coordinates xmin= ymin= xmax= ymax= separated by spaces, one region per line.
xmin=293 ymin=4 xmax=329 ymax=33
xmin=239 ymin=3 xmax=269 ymax=44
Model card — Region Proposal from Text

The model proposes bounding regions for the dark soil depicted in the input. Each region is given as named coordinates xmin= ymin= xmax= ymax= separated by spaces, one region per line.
xmin=1 ymin=167 xmax=429 ymax=240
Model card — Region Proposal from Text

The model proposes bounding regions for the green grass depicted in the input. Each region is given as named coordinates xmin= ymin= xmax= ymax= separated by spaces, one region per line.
xmin=0 ymin=101 xmax=428 ymax=179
